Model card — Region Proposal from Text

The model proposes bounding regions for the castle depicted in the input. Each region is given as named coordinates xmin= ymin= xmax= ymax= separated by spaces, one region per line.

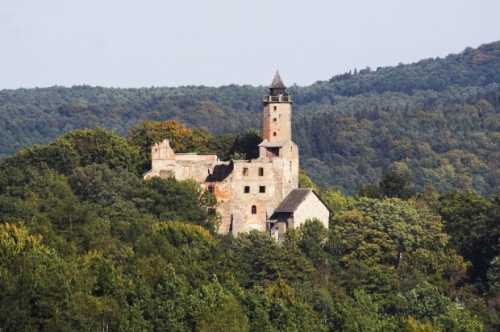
xmin=144 ymin=72 xmax=329 ymax=238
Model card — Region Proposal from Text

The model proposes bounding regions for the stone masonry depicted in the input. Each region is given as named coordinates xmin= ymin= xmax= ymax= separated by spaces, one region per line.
xmin=144 ymin=72 xmax=329 ymax=236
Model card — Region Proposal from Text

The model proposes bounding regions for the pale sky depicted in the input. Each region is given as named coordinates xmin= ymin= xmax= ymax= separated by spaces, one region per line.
xmin=1 ymin=0 xmax=499 ymax=89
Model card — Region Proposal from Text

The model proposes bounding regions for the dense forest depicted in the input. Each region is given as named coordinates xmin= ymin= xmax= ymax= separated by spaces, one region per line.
xmin=0 ymin=122 xmax=499 ymax=331
xmin=1 ymin=41 xmax=499 ymax=194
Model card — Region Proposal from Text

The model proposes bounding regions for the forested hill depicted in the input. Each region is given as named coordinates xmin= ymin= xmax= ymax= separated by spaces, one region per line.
xmin=309 ymin=40 xmax=500 ymax=96
xmin=1 ymin=40 xmax=500 ymax=194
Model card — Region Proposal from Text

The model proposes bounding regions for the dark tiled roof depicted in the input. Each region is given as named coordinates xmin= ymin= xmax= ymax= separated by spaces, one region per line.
xmin=206 ymin=163 xmax=233 ymax=182
xmin=273 ymin=188 xmax=312 ymax=213
xmin=271 ymin=71 xmax=286 ymax=89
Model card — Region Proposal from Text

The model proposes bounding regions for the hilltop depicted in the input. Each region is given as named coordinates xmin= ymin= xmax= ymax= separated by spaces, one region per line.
xmin=0 ymin=40 xmax=499 ymax=194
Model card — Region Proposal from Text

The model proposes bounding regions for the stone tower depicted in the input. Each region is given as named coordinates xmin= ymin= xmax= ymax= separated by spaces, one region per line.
xmin=262 ymin=71 xmax=292 ymax=143
xmin=259 ymin=72 xmax=299 ymax=199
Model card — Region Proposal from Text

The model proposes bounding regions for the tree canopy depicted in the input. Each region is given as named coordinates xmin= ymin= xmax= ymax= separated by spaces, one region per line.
xmin=0 ymin=124 xmax=498 ymax=330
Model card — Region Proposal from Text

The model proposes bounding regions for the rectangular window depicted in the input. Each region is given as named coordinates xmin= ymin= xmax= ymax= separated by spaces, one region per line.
xmin=259 ymin=186 xmax=266 ymax=193
xmin=251 ymin=205 xmax=257 ymax=214
xmin=259 ymin=167 xmax=264 ymax=176
xmin=243 ymin=167 xmax=249 ymax=176
xmin=244 ymin=186 xmax=250 ymax=193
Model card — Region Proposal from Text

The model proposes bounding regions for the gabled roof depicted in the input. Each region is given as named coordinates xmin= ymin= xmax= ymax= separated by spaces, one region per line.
xmin=270 ymin=71 xmax=286 ymax=89
xmin=273 ymin=188 xmax=313 ymax=213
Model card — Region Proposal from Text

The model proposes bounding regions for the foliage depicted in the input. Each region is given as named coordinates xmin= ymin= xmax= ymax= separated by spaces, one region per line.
xmin=437 ymin=191 xmax=500 ymax=289
xmin=2 ymin=41 xmax=500 ymax=194
xmin=0 ymin=127 xmax=493 ymax=330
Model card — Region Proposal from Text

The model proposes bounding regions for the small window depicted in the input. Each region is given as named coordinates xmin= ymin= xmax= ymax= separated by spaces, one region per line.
xmin=273 ymin=118 xmax=277 ymax=122
xmin=251 ymin=205 xmax=257 ymax=214
xmin=259 ymin=186 xmax=266 ymax=193
xmin=243 ymin=167 xmax=248 ymax=176
xmin=273 ymin=106 xmax=277 ymax=111
xmin=273 ymin=132 xmax=277 ymax=137
xmin=258 ymin=167 xmax=264 ymax=176
xmin=244 ymin=186 xmax=250 ymax=193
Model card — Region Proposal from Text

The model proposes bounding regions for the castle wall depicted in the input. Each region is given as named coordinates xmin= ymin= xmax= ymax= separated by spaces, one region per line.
xmin=144 ymin=139 xmax=218 ymax=183
xmin=223 ymin=160 xmax=284 ymax=234
xmin=276 ymin=141 xmax=299 ymax=197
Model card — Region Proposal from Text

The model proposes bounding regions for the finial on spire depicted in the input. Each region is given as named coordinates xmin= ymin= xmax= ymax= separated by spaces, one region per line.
xmin=271 ymin=70 xmax=286 ymax=89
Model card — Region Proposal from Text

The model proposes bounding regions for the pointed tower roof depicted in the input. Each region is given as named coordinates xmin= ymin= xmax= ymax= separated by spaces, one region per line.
xmin=270 ymin=71 xmax=286 ymax=89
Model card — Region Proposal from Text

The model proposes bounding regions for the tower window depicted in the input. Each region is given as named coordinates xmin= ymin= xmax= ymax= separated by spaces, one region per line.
xmin=243 ymin=167 xmax=248 ymax=176
xmin=259 ymin=167 xmax=264 ymax=176
xmin=273 ymin=106 xmax=277 ymax=111
xmin=273 ymin=132 xmax=277 ymax=137
xmin=251 ymin=205 xmax=257 ymax=214
xmin=244 ymin=186 xmax=250 ymax=193
xmin=259 ymin=186 xmax=266 ymax=193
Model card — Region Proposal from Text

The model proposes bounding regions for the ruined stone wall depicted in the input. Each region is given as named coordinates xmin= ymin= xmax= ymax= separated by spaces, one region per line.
xmin=210 ymin=141 xmax=300 ymax=235
xmin=144 ymin=139 xmax=218 ymax=182
xmin=225 ymin=160 xmax=283 ymax=234
xmin=173 ymin=155 xmax=218 ymax=182
xmin=205 ymin=181 xmax=233 ymax=233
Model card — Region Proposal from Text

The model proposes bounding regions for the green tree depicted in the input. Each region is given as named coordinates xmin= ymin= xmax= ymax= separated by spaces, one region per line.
xmin=438 ymin=191 xmax=500 ymax=287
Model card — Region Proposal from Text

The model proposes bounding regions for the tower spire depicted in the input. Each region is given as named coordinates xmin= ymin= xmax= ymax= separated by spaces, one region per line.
xmin=271 ymin=70 xmax=286 ymax=89
xmin=269 ymin=71 xmax=287 ymax=96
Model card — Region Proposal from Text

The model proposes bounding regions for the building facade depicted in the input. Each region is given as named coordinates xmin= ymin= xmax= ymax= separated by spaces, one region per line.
xmin=144 ymin=72 xmax=329 ymax=236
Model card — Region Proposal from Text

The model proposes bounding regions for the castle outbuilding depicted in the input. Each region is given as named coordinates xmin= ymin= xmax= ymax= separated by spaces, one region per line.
xmin=144 ymin=72 xmax=330 ymax=237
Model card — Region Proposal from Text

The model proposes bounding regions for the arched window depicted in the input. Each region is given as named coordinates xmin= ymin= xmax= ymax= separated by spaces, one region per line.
xmin=251 ymin=205 xmax=257 ymax=214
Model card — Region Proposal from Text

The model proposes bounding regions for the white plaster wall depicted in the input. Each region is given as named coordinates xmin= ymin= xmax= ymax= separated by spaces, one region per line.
xmin=293 ymin=193 xmax=329 ymax=229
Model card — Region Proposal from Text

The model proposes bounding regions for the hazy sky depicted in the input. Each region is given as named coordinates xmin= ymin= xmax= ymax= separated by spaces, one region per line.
xmin=1 ymin=0 xmax=499 ymax=89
